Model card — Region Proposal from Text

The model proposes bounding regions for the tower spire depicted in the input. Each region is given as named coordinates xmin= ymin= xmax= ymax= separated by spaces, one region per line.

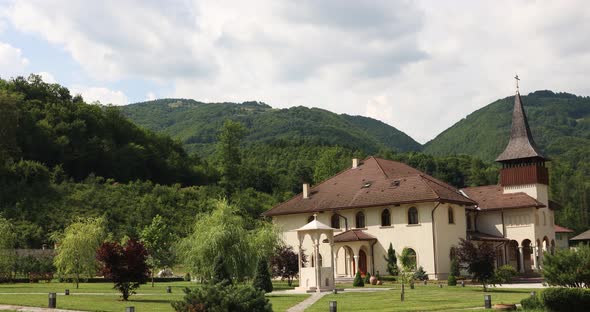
xmin=495 ymin=76 xmax=547 ymax=162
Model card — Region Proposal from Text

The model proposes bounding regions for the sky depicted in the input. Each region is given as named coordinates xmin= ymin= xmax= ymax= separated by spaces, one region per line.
xmin=1 ymin=0 xmax=589 ymax=143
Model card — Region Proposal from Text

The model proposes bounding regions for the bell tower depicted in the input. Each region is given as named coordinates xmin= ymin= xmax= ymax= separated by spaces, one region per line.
xmin=495 ymin=76 xmax=549 ymax=205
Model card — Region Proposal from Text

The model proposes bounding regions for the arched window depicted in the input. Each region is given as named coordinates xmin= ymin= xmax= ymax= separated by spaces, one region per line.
xmin=331 ymin=214 xmax=340 ymax=229
xmin=543 ymin=212 xmax=546 ymax=225
xmin=355 ymin=211 xmax=365 ymax=228
xmin=381 ymin=209 xmax=391 ymax=226
xmin=408 ymin=207 xmax=418 ymax=225
xmin=307 ymin=215 xmax=315 ymax=223
xmin=403 ymin=248 xmax=417 ymax=270
xmin=448 ymin=207 xmax=454 ymax=224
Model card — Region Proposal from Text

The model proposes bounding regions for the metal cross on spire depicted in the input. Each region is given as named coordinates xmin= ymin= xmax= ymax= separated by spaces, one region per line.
xmin=515 ymin=74 xmax=520 ymax=92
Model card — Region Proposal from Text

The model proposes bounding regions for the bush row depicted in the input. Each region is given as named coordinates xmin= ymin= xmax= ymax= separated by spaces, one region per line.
xmin=520 ymin=288 xmax=590 ymax=312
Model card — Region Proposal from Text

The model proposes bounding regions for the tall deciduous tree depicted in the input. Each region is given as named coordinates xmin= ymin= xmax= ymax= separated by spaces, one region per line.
xmin=53 ymin=217 xmax=106 ymax=288
xmin=176 ymin=200 xmax=278 ymax=282
xmin=543 ymin=245 xmax=590 ymax=288
xmin=455 ymin=238 xmax=496 ymax=291
xmin=140 ymin=214 xmax=176 ymax=287
xmin=216 ymin=120 xmax=247 ymax=196
xmin=0 ymin=216 xmax=16 ymax=279
xmin=0 ymin=91 xmax=21 ymax=164
xmin=96 ymin=239 xmax=149 ymax=300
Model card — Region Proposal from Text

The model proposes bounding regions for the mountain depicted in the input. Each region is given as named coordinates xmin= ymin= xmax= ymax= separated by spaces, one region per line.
xmin=424 ymin=90 xmax=590 ymax=162
xmin=121 ymin=99 xmax=422 ymax=155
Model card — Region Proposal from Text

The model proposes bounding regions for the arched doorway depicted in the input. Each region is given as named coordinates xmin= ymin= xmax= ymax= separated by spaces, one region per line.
xmin=507 ymin=240 xmax=520 ymax=272
xmin=358 ymin=249 xmax=367 ymax=276
xmin=522 ymin=239 xmax=532 ymax=272
xmin=550 ymin=239 xmax=556 ymax=255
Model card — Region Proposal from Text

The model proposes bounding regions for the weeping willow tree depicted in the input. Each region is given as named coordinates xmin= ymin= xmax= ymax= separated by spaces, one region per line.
xmin=177 ymin=199 xmax=279 ymax=282
xmin=52 ymin=217 xmax=106 ymax=288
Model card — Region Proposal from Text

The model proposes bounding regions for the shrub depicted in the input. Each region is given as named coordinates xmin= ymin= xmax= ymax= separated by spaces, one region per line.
xmin=493 ymin=265 xmax=517 ymax=284
xmin=172 ymin=283 xmax=272 ymax=312
xmin=447 ymin=275 xmax=457 ymax=286
xmin=384 ymin=243 xmax=399 ymax=276
xmin=449 ymin=258 xmax=460 ymax=277
xmin=544 ymin=245 xmax=590 ymax=288
xmin=353 ymin=271 xmax=364 ymax=287
xmin=541 ymin=287 xmax=590 ymax=312
xmin=413 ymin=266 xmax=428 ymax=281
xmin=183 ymin=272 xmax=191 ymax=282
xmin=364 ymin=272 xmax=371 ymax=284
xmin=521 ymin=295 xmax=543 ymax=310
xmin=252 ymin=258 xmax=273 ymax=293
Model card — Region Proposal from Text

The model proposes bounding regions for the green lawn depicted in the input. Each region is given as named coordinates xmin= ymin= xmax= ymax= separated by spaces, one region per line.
xmin=307 ymin=285 xmax=537 ymax=312
xmin=0 ymin=281 xmax=308 ymax=312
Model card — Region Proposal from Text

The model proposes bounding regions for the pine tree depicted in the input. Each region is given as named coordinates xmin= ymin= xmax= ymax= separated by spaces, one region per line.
xmin=384 ymin=243 xmax=399 ymax=276
xmin=353 ymin=271 xmax=364 ymax=287
xmin=252 ymin=258 xmax=273 ymax=293
xmin=449 ymin=258 xmax=460 ymax=277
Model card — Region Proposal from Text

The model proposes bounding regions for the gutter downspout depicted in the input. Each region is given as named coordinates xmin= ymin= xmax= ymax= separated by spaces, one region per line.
xmin=431 ymin=202 xmax=442 ymax=279
xmin=501 ymin=210 xmax=508 ymax=265
xmin=371 ymin=240 xmax=377 ymax=275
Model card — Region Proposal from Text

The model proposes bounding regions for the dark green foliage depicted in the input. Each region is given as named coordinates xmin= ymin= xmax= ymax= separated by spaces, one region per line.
xmin=493 ymin=265 xmax=517 ymax=284
xmin=211 ymin=255 xmax=231 ymax=286
xmin=375 ymin=271 xmax=380 ymax=281
xmin=172 ymin=283 xmax=272 ymax=312
xmin=353 ymin=271 xmax=364 ymax=287
xmin=183 ymin=273 xmax=191 ymax=282
xmin=541 ymin=287 xmax=590 ymax=312
xmin=543 ymin=245 xmax=590 ymax=288
xmin=521 ymin=294 xmax=543 ymax=310
xmin=14 ymin=254 xmax=55 ymax=277
xmin=364 ymin=272 xmax=371 ymax=284
xmin=384 ymin=243 xmax=399 ymax=276
xmin=425 ymin=91 xmax=590 ymax=232
xmin=216 ymin=120 xmax=247 ymax=196
xmin=447 ymin=275 xmax=457 ymax=286
xmin=252 ymin=258 xmax=273 ymax=293
xmin=449 ymin=258 xmax=460 ymax=277
xmin=413 ymin=266 xmax=428 ymax=281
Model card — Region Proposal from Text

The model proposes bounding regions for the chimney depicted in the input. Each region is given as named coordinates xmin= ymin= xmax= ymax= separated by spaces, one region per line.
xmin=352 ymin=158 xmax=359 ymax=169
xmin=303 ymin=183 xmax=309 ymax=199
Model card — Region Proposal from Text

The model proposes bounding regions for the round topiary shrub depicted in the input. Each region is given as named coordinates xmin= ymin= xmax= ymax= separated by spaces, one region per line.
xmin=353 ymin=271 xmax=364 ymax=287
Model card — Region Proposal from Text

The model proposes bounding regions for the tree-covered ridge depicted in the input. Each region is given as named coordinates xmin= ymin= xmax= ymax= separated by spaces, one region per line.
xmin=0 ymin=75 xmax=210 ymax=185
xmin=424 ymin=90 xmax=590 ymax=162
xmin=122 ymin=98 xmax=422 ymax=155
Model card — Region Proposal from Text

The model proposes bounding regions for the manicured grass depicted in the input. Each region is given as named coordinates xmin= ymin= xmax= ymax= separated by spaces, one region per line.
xmin=0 ymin=281 xmax=308 ymax=312
xmin=307 ymin=285 xmax=537 ymax=311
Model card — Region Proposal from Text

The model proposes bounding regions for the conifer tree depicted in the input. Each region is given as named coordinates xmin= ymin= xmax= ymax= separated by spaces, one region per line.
xmin=384 ymin=243 xmax=399 ymax=276
xmin=211 ymin=255 xmax=231 ymax=285
xmin=252 ymin=258 xmax=273 ymax=293
xmin=353 ymin=271 xmax=364 ymax=287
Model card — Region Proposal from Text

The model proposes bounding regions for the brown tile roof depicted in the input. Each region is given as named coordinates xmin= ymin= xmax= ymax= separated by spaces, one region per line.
xmin=554 ymin=225 xmax=574 ymax=233
xmin=263 ymin=157 xmax=476 ymax=217
xmin=468 ymin=231 xmax=509 ymax=241
xmin=461 ymin=185 xmax=545 ymax=211
xmin=333 ymin=229 xmax=377 ymax=243
xmin=570 ymin=229 xmax=590 ymax=241
xmin=496 ymin=92 xmax=548 ymax=162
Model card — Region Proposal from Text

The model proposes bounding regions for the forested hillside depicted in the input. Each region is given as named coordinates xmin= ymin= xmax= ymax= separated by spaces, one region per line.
xmin=122 ymin=99 xmax=422 ymax=155
xmin=425 ymin=90 xmax=590 ymax=231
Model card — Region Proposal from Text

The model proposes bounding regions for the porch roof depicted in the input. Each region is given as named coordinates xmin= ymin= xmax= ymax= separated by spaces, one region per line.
xmin=333 ymin=229 xmax=377 ymax=243
xmin=467 ymin=231 xmax=509 ymax=242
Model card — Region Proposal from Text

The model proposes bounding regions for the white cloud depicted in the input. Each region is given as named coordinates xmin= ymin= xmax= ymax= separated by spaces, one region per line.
xmin=36 ymin=71 xmax=56 ymax=83
xmin=146 ymin=91 xmax=156 ymax=101
xmin=0 ymin=41 xmax=29 ymax=78
xmin=71 ymin=86 xmax=128 ymax=106
xmin=5 ymin=0 xmax=590 ymax=142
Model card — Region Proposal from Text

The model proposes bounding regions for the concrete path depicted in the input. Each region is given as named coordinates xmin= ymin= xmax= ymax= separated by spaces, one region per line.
xmin=285 ymin=292 xmax=327 ymax=312
xmin=0 ymin=304 xmax=85 ymax=312
xmin=490 ymin=282 xmax=546 ymax=289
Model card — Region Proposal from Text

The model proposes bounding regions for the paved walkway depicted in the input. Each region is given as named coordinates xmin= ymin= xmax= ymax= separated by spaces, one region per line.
xmin=285 ymin=292 xmax=327 ymax=312
xmin=0 ymin=304 xmax=85 ymax=312
xmin=281 ymin=288 xmax=394 ymax=312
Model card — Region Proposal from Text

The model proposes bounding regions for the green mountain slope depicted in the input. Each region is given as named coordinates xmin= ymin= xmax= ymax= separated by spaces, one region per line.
xmin=121 ymin=99 xmax=422 ymax=155
xmin=424 ymin=90 xmax=590 ymax=162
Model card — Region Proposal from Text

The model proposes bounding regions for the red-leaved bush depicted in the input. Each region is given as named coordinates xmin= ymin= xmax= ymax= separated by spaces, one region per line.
xmin=96 ymin=239 xmax=149 ymax=300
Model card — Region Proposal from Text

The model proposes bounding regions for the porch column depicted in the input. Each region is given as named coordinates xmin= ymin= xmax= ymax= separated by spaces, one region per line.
xmin=538 ymin=247 xmax=543 ymax=268
xmin=353 ymin=255 xmax=359 ymax=273
xmin=298 ymin=244 xmax=303 ymax=273
xmin=518 ymin=246 xmax=525 ymax=273
xmin=330 ymin=243 xmax=335 ymax=287
xmin=314 ymin=242 xmax=321 ymax=292
xmin=531 ymin=246 xmax=539 ymax=271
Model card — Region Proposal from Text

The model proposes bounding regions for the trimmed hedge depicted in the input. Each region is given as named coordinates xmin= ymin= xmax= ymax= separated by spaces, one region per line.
xmin=520 ymin=295 xmax=543 ymax=310
xmin=542 ymin=288 xmax=590 ymax=312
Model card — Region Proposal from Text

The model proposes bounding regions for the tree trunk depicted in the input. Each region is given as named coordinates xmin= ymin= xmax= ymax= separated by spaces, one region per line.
xmin=151 ymin=271 xmax=154 ymax=287
xmin=75 ymin=273 xmax=79 ymax=289
xmin=401 ymin=283 xmax=405 ymax=302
